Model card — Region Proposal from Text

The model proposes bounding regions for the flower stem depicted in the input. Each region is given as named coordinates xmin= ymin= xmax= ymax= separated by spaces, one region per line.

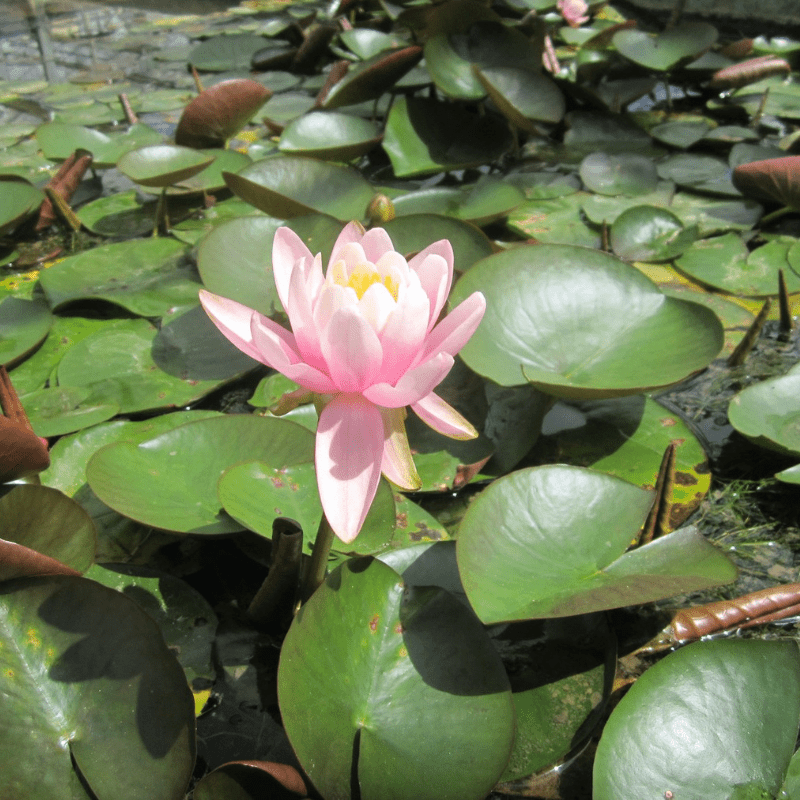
xmin=300 ymin=515 xmax=336 ymax=603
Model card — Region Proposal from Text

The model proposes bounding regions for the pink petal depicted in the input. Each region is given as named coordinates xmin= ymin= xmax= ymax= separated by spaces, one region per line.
xmin=359 ymin=227 xmax=396 ymax=263
xmin=420 ymin=292 xmax=486 ymax=362
xmin=272 ymin=227 xmax=314 ymax=314
xmin=376 ymin=284 xmax=430 ymax=383
xmin=380 ymin=408 xmax=421 ymax=490
xmin=412 ymin=392 xmax=479 ymax=440
xmin=363 ymin=353 xmax=453 ymax=408
xmin=321 ymin=306 xmax=383 ymax=393
xmin=409 ymin=241 xmax=453 ymax=327
xmin=316 ymin=394 xmax=384 ymax=543
xmin=329 ymin=221 xmax=366 ymax=267
xmin=199 ymin=290 xmax=262 ymax=363
xmin=287 ymin=260 xmax=327 ymax=372
xmin=251 ymin=315 xmax=337 ymax=393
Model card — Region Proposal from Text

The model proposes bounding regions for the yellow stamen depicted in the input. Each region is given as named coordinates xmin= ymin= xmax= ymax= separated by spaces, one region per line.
xmin=342 ymin=262 xmax=399 ymax=301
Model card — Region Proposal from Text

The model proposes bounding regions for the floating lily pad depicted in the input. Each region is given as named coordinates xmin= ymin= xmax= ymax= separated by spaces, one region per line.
xmin=614 ymin=22 xmax=718 ymax=71
xmin=657 ymin=153 xmax=739 ymax=196
xmin=117 ymin=145 xmax=215 ymax=188
xmin=456 ymin=465 xmax=736 ymax=622
xmin=278 ymin=111 xmax=380 ymax=160
xmin=78 ymin=189 xmax=159 ymax=238
xmin=224 ymin=155 xmax=376 ymax=220
xmin=170 ymin=149 xmax=251 ymax=195
xmin=594 ymin=639 xmax=800 ymax=800
xmin=38 ymin=237 xmax=198 ymax=316
xmin=475 ymin=66 xmax=564 ymax=130
xmin=506 ymin=193 xmax=601 ymax=248
xmin=0 ymin=297 xmax=52 ymax=367
xmin=579 ymin=152 xmax=659 ymax=197
xmin=261 ymin=92 xmax=316 ymax=133
xmin=676 ymin=233 xmax=800 ymax=296
xmin=732 ymin=156 xmax=800 ymax=208
xmin=278 ymin=557 xmax=515 ymax=800
xmin=728 ymin=363 xmax=800 ymax=458
xmin=189 ymin=34 xmax=270 ymax=72
xmin=383 ymin=96 xmax=513 ymax=178
xmin=610 ymin=205 xmax=697 ymax=262
xmin=0 ymin=179 xmax=43 ymax=236
xmin=35 ymin=122 xmax=163 ymax=168
xmin=0 ymin=575 xmax=195 ymax=800
xmin=21 ymin=385 xmax=119 ymax=438
xmin=452 ymin=244 xmax=723 ymax=397
xmin=87 ymin=415 xmax=315 ymax=535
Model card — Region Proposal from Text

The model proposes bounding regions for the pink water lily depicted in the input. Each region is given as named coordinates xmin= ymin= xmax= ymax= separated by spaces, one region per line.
xmin=200 ymin=222 xmax=486 ymax=544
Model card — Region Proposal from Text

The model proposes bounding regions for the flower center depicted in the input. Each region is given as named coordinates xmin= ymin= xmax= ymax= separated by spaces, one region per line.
xmin=343 ymin=262 xmax=399 ymax=301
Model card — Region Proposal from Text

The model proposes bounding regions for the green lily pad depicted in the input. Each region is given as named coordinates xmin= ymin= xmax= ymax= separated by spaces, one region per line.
xmin=380 ymin=214 xmax=494 ymax=271
xmin=38 ymin=237 xmax=198 ymax=316
xmin=40 ymin=411 xmax=222 ymax=498
xmin=21 ymin=385 xmax=119 ymax=438
xmin=676 ymin=233 xmax=800 ymax=296
xmin=728 ymin=363 xmax=800 ymax=458
xmin=650 ymin=119 xmax=712 ymax=149
xmin=278 ymin=111 xmax=380 ymax=161
xmin=581 ymin=182 xmax=677 ymax=225
xmin=506 ymin=193 xmax=601 ymax=248
xmin=614 ymin=22 xmax=718 ymax=71
xmin=86 ymin=415 xmax=314 ymax=534
xmin=474 ymin=66 xmax=565 ymax=130
xmin=77 ymin=189 xmax=159 ymax=238
xmin=579 ymin=152 xmax=659 ymax=197
xmin=382 ymin=96 xmax=513 ymax=178
xmin=456 ymin=465 xmax=736 ymax=622
xmin=610 ymin=205 xmax=697 ymax=262
xmin=189 ymin=34 xmax=270 ymax=72
xmin=169 ymin=148 xmax=251 ymax=195
xmin=321 ymin=45 xmax=424 ymax=109
xmin=35 ymin=122 xmax=163 ymax=168
xmin=0 ymin=484 xmax=96 ymax=575
xmin=668 ymin=192 xmax=763 ymax=236
xmin=55 ymin=315 xmax=256 ymax=415
xmin=657 ymin=153 xmax=739 ymax=196
xmin=593 ymin=639 xmax=800 ymax=800
xmin=278 ymin=557 xmax=515 ymax=800
xmin=452 ymin=244 xmax=723 ymax=398
xmin=0 ymin=178 xmax=43 ymax=236
xmin=224 ymin=155 xmax=376 ymax=220
xmin=85 ymin=562 xmax=218 ymax=685
xmin=117 ymin=145 xmax=215 ymax=189
xmin=261 ymin=92 xmax=316 ymax=133
xmin=0 ymin=297 xmax=52 ymax=367
xmin=0 ymin=575 xmax=195 ymax=800
xmin=532 ymin=395 xmax=711 ymax=529
xmin=339 ymin=28 xmax=406 ymax=60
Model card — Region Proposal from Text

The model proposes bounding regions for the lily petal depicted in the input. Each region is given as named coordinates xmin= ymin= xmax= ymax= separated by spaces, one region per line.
xmin=363 ymin=353 xmax=453 ymax=408
xmin=359 ymin=227 xmax=395 ymax=263
xmin=380 ymin=407 xmax=421 ymax=491
xmin=199 ymin=290 xmax=263 ymax=362
xmin=251 ymin=315 xmax=337 ymax=393
xmin=272 ymin=227 xmax=314 ymax=314
xmin=420 ymin=292 xmax=486 ymax=362
xmin=321 ymin=305 xmax=383 ymax=392
xmin=329 ymin=220 xmax=366 ymax=266
xmin=316 ymin=394 xmax=384 ymax=543
xmin=409 ymin=241 xmax=453 ymax=327
xmin=412 ymin=392 xmax=479 ymax=440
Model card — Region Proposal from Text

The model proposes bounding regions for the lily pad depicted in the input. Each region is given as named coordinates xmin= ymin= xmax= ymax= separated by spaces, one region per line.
xmin=0 ymin=297 xmax=52 ymax=366
xmin=117 ymin=145 xmax=215 ymax=189
xmin=35 ymin=122 xmax=163 ymax=168
xmin=579 ymin=152 xmax=659 ymax=197
xmin=610 ymin=205 xmax=697 ymax=262
xmin=452 ymin=244 xmax=723 ymax=398
xmin=86 ymin=415 xmax=315 ymax=534
xmin=224 ymin=155 xmax=376 ymax=220
xmin=0 ymin=178 xmax=43 ymax=236
xmin=474 ymin=66 xmax=565 ymax=130
xmin=456 ymin=465 xmax=736 ymax=622
xmin=189 ymin=34 xmax=270 ymax=72
xmin=278 ymin=111 xmax=380 ymax=161
xmin=278 ymin=557 xmax=515 ymax=800
xmin=382 ymin=96 xmax=513 ymax=178
xmin=21 ymin=385 xmax=119 ymax=438
xmin=593 ymin=639 xmax=800 ymax=800
xmin=613 ymin=22 xmax=718 ymax=71
xmin=38 ymin=237 xmax=199 ymax=316
xmin=0 ymin=575 xmax=195 ymax=800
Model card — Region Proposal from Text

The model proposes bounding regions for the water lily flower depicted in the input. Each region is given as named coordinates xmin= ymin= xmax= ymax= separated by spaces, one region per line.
xmin=557 ymin=0 xmax=589 ymax=27
xmin=200 ymin=222 xmax=486 ymax=543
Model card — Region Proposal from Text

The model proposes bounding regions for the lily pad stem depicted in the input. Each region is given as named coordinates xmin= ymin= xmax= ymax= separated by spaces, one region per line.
xmin=300 ymin=514 xmax=336 ymax=603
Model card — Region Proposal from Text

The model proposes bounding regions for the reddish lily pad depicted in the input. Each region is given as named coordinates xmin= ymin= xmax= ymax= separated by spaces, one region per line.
xmin=732 ymin=156 xmax=800 ymax=208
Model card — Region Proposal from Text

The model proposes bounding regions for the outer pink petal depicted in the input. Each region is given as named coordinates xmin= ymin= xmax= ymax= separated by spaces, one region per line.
xmin=328 ymin=221 xmax=366 ymax=267
xmin=411 ymin=392 xmax=479 ymax=440
xmin=272 ymin=227 xmax=314 ymax=313
xmin=321 ymin=306 xmax=383 ymax=393
xmin=363 ymin=353 xmax=453 ymax=408
xmin=409 ymin=241 xmax=453 ymax=327
xmin=419 ymin=292 xmax=486 ymax=362
xmin=316 ymin=394 xmax=384 ymax=543
xmin=287 ymin=260 xmax=327 ymax=372
xmin=359 ymin=227 xmax=396 ymax=263
xmin=199 ymin=290 xmax=263 ymax=362
xmin=380 ymin=408 xmax=421 ymax=491
xmin=376 ymin=285 xmax=430 ymax=383
xmin=251 ymin=315 xmax=337 ymax=393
